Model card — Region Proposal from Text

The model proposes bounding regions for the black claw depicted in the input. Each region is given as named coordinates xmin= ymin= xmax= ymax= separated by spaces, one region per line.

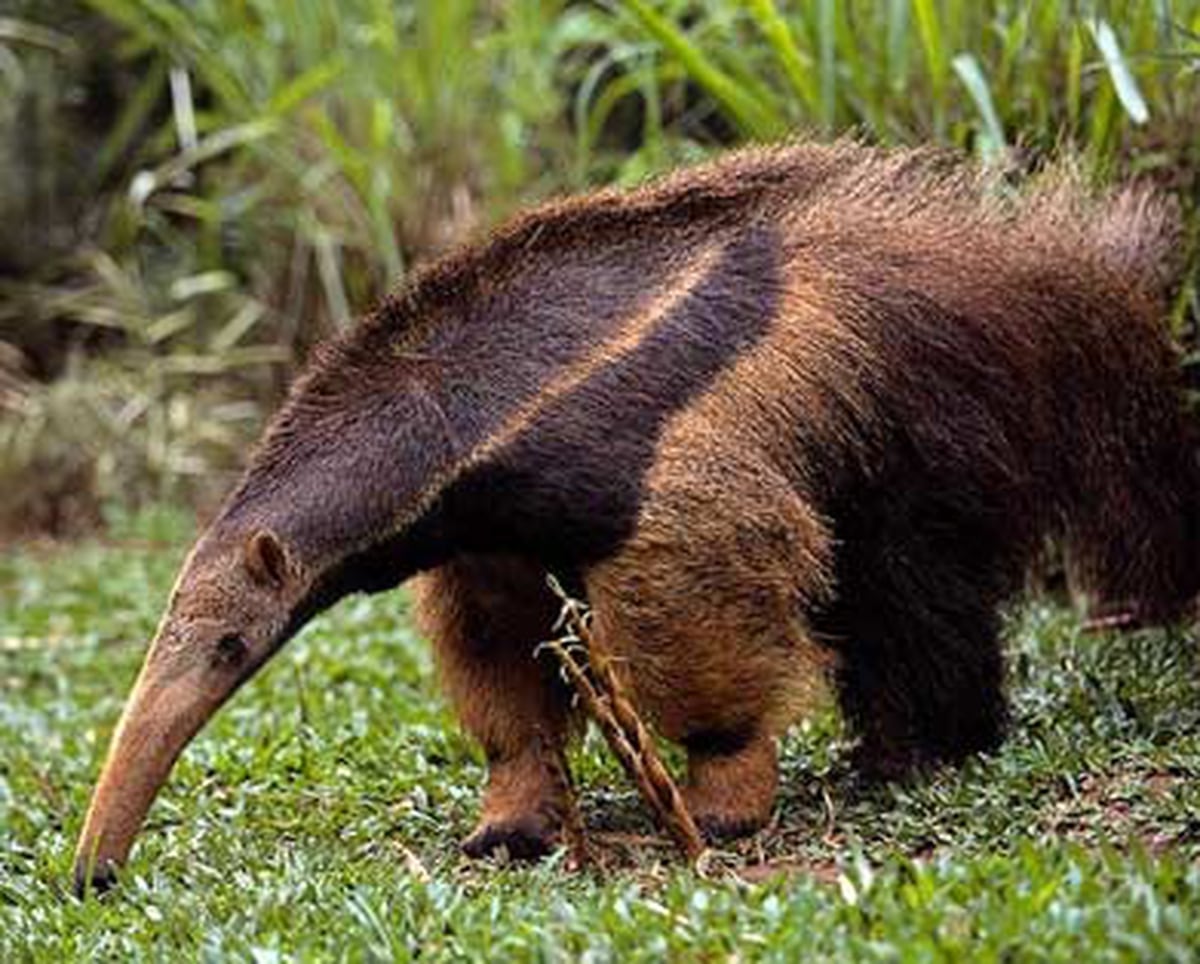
xmin=693 ymin=813 xmax=766 ymax=843
xmin=462 ymin=816 xmax=557 ymax=861
xmin=73 ymin=861 xmax=118 ymax=900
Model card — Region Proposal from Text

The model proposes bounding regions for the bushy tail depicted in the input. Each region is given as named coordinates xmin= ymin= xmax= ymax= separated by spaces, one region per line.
xmin=1090 ymin=184 xmax=1184 ymax=299
xmin=1099 ymin=186 xmax=1198 ymax=619
xmin=1023 ymin=164 xmax=1184 ymax=302
xmin=1030 ymin=169 xmax=1198 ymax=624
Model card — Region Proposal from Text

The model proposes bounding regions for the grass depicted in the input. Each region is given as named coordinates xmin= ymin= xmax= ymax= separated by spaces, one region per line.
xmin=2 ymin=0 xmax=583 ymax=527
xmin=600 ymin=0 xmax=1200 ymax=158
xmin=2 ymin=509 xmax=1200 ymax=959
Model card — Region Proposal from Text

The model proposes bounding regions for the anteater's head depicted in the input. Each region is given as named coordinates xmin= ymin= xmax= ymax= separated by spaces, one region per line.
xmin=73 ymin=525 xmax=307 ymax=897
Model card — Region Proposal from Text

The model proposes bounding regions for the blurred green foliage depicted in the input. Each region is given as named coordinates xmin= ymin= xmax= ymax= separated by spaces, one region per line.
xmin=1 ymin=0 xmax=1197 ymax=531
xmin=607 ymin=1 xmax=1199 ymax=160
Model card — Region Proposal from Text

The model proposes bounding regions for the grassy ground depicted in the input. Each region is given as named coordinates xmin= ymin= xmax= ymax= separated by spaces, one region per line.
xmin=2 ymin=509 xmax=1200 ymax=960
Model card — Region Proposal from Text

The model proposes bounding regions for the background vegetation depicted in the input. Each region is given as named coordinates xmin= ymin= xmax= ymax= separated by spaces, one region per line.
xmin=1 ymin=0 xmax=1197 ymax=534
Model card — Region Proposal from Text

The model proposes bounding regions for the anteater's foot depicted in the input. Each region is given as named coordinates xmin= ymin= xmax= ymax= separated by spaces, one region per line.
xmin=852 ymin=717 xmax=1004 ymax=783
xmin=462 ymin=810 xmax=560 ymax=860
xmin=462 ymin=747 xmax=568 ymax=861
xmin=851 ymin=737 xmax=934 ymax=783
xmin=72 ymin=860 xmax=119 ymax=900
xmin=683 ymin=732 xmax=778 ymax=842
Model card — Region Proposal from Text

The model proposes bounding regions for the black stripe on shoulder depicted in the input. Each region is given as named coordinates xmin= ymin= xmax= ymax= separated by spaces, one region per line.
xmin=440 ymin=220 xmax=783 ymax=567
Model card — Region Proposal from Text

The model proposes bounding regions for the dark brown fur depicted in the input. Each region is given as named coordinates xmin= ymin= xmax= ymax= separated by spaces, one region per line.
xmin=75 ymin=142 xmax=1199 ymax=888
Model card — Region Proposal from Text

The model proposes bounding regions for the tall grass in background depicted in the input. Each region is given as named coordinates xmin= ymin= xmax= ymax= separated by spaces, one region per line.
xmin=1 ymin=0 xmax=583 ymax=527
xmin=1 ymin=0 xmax=1197 ymax=532
xmin=599 ymin=1 xmax=1198 ymax=156
xmin=587 ymin=0 xmax=1199 ymax=333
xmin=87 ymin=0 xmax=580 ymax=313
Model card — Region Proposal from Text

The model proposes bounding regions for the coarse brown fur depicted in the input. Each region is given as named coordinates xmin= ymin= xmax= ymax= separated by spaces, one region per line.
xmin=75 ymin=141 xmax=1199 ymax=890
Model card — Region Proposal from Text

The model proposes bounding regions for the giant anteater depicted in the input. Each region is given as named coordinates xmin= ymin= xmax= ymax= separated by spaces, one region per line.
xmin=75 ymin=141 xmax=1198 ymax=891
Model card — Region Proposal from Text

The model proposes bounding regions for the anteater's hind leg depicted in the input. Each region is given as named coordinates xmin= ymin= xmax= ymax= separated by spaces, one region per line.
xmin=584 ymin=451 xmax=834 ymax=840
xmin=822 ymin=513 xmax=1016 ymax=778
xmin=1065 ymin=444 xmax=1200 ymax=628
xmin=1059 ymin=344 xmax=1200 ymax=627
xmin=413 ymin=555 xmax=575 ymax=859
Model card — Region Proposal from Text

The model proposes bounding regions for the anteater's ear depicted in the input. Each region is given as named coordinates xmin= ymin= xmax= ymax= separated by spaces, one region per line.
xmin=243 ymin=529 xmax=291 ymax=590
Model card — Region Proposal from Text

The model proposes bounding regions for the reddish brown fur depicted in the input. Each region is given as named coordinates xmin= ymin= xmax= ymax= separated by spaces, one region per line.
xmin=412 ymin=556 xmax=573 ymax=856
xmin=75 ymin=141 xmax=1198 ymax=888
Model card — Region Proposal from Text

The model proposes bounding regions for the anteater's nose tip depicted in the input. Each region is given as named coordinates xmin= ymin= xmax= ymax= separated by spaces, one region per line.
xmin=72 ymin=859 xmax=118 ymax=900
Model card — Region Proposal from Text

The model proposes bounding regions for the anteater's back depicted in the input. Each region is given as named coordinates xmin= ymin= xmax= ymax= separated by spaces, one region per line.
xmin=235 ymin=141 xmax=1196 ymax=627
xmin=665 ymin=144 xmax=1198 ymax=626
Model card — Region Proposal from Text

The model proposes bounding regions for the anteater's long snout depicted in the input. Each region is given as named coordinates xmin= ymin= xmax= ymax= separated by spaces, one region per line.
xmin=73 ymin=653 xmax=227 ymax=897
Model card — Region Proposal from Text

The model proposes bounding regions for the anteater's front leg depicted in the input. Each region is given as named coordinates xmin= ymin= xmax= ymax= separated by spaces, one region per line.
xmin=413 ymin=555 xmax=576 ymax=859
xmin=584 ymin=447 xmax=835 ymax=841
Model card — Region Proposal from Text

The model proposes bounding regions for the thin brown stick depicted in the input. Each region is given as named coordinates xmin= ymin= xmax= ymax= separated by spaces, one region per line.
xmin=542 ymin=578 xmax=707 ymax=866
xmin=539 ymin=727 xmax=591 ymax=870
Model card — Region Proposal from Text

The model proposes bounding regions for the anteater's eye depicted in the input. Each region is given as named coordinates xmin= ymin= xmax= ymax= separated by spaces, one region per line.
xmin=214 ymin=633 xmax=248 ymax=666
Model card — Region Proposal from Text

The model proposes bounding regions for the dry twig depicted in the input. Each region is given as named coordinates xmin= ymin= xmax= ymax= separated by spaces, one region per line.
xmin=541 ymin=577 xmax=707 ymax=867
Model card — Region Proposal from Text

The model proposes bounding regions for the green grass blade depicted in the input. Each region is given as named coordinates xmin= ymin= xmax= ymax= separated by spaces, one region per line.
xmin=743 ymin=0 xmax=819 ymax=115
xmin=266 ymin=57 xmax=346 ymax=118
xmin=618 ymin=0 xmax=784 ymax=139
xmin=1066 ymin=20 xmax=1084 ymax=133
xmin=0 ymin=16 xmax=77 ymax=54
xmin=91 ymin=57 xmax=168 ymax=188
xmin=131 ymin=118 xmax=280 ymax=206
xmin=912 ymin=0 xmax=948 ymax=135
xmin=1086 ymin=83 xmax=1118 ymax=159
xmin=1090 ymin=18 xmax=1150 ymax=124
xmin=816 ymin=0 xmax=837 ymax=133
xmin=952 ymin=53 xmax=1006 ymax=158
xmin=886 ymin=0 xmax=911 ymax=94
xmin=309 ymin=110 xmax=370 ymax=200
